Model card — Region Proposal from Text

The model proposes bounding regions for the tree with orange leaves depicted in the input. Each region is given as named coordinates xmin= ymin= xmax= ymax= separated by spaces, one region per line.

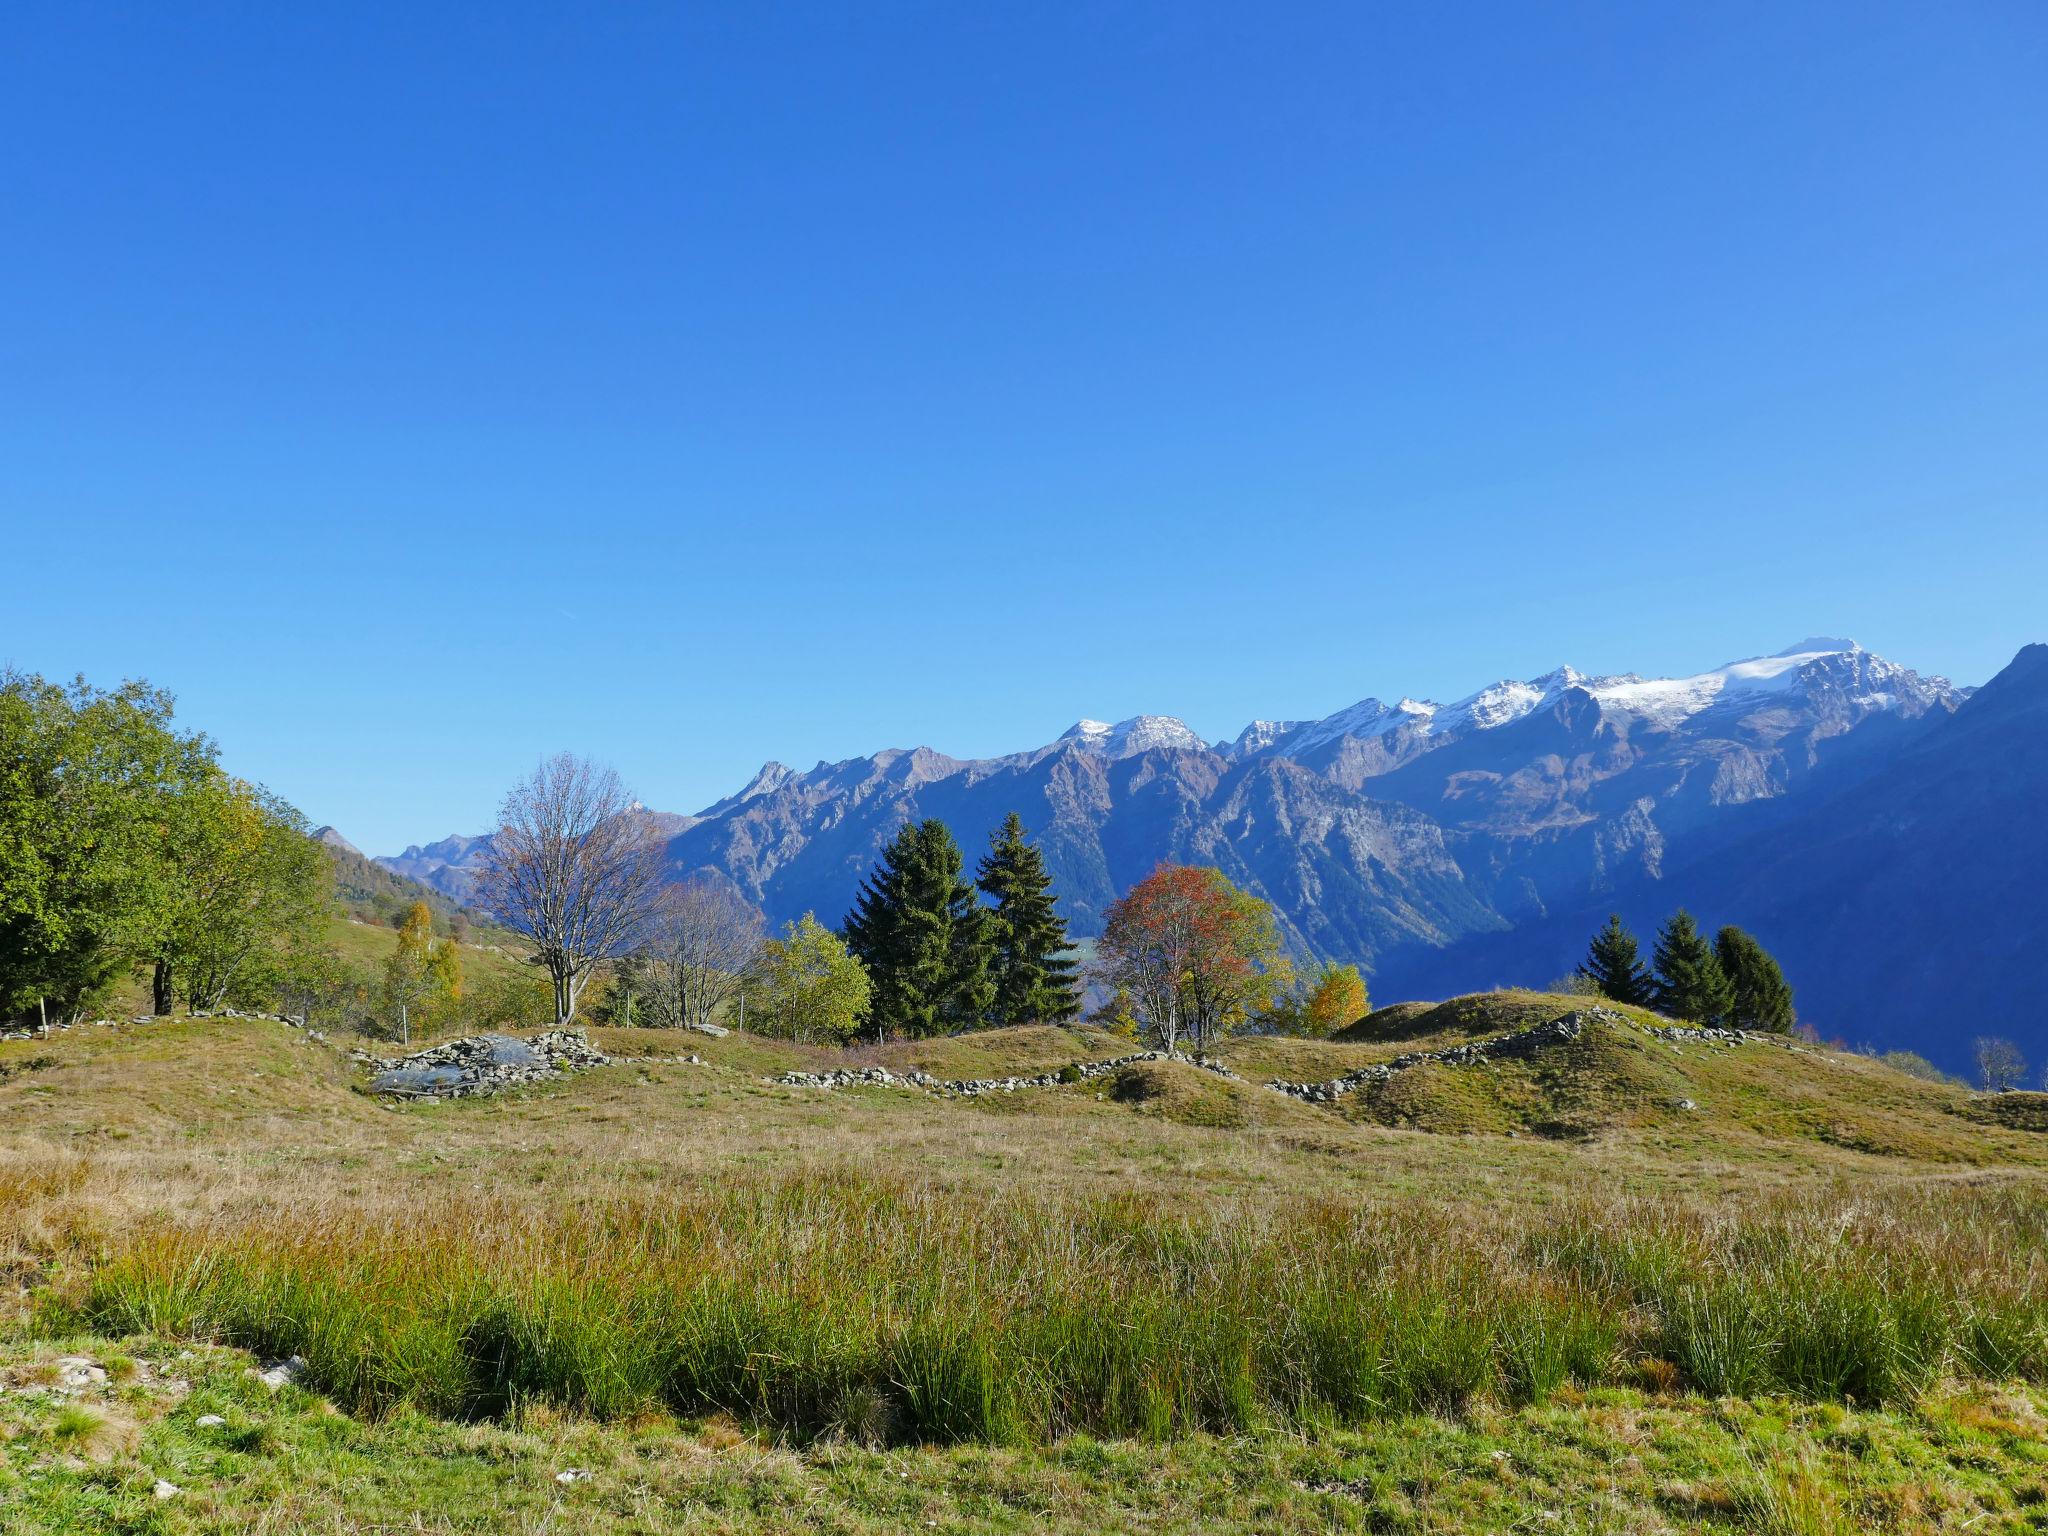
xmin=1093 ymin=863 xmax=1285 ymax=1053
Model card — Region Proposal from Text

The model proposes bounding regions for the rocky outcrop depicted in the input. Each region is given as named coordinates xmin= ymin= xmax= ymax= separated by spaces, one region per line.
xmin=359 ymin=1030 xmax=609 ymax=1099
xmin=770 ymin=1050 xmax=1241 ymax=1098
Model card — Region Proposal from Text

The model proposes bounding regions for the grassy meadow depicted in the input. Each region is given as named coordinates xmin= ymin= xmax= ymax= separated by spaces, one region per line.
xmin=6 ymin=996 xmax=2048 ymax=1531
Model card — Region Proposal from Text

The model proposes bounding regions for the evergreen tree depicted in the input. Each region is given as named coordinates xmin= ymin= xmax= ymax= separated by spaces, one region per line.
xmin=843 ymin=819 xmax=991 ymax=1038
xmin=1576 ymin=913 xmax=1653 ymax=1006
xmin=1714 ymin=925 xmax=1795 ymax=1032
xmin=1650 ymin=909 xmax=1734 ymax=1024
xmin=975 ymin=812 xmax=1081 ymax=1026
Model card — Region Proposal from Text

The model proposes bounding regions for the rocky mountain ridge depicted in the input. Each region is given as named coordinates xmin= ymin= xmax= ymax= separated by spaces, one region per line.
xmin=371 ymin=638 xmax=2046 ymax=1064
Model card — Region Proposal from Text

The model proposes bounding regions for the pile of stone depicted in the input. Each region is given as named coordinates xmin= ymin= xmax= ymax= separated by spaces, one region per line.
xmin=1268 ymin=1007 xmax=1626 ymax=1102
xmin=771 ymin=1049 xmax=1241 ymax=1098
xmin=4 ymin=1006 xmax=312 ymax=1043
xmin=1643 ymin=1023 xmax=1758 ymax=1047
xmin=360 ymin=1030 xmax=610 ymax=1099
xmin=771 ymin=1064 xmax=941 ymax=1091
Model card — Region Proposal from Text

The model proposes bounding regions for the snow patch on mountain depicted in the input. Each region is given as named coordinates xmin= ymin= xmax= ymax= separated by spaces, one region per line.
xmin=1057 ymin=715 xmax=1209 ymax=758
xmin=1235 ymin=641 xmax=1939 ymax=754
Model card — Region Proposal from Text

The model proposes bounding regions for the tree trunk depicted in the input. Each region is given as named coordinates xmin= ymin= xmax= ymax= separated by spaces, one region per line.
xmin=152 ymin=959 xmax=173 ymax=1016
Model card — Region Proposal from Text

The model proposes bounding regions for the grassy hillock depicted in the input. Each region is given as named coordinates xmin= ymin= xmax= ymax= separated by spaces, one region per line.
xmin=6 ymin=993 xmax=2048 ymax=1532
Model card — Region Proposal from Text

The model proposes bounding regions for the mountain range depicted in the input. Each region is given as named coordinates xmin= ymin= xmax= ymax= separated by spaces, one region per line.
xmin=375 ymin=639 xmax=2048 ymax=1069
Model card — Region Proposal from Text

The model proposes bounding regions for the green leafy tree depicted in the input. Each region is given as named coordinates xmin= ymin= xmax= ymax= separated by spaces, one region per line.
xmin=975 ymin=813 xmax=1080 ymax=1026
xmin=1576 ymin=914 xmax=1653 ymax=1006
xmin=0 ymin=673 xmax=215 ymax=1021
xmin=382 ymin=900 xmax=462 ymax=1042
xmin=757 ymin=913 xmax=871 ymax=1044
xmin=0 ymin=672 xmax=320 ymax=1023
xmin=1650 ymin=909 xmax=1734 ymax=1024
xmin=1714 ymin=925 xmax=1795 ymax=1032
xmin=155 ymin=777 xmax=327 ymax=1012
xmin=843 ymin=819 xmax=991 ymax=1038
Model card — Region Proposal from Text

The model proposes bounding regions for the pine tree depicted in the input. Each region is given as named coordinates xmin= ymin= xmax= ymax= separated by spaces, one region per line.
xmin=1650 ymin=909 xmax=1734 ymax=1024
xmin=1714 ymin=925 xmax=1794 ymax=1032
xmin=976 ymin=812 xmax=1081 ymax=1026
xmin=843 ymin=819 xmax=991 ymax=1038
xmin=1576 ymin=913 xmax=1653 ymax=1006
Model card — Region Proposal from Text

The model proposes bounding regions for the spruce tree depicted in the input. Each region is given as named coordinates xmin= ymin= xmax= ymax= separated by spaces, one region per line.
xmin=1576 ymin=913 xmax=1653 ymax=1006
xmin=976 ymin=812 xmax=1081 ymax=1026
xmin=1714 ymin=925 xmax=1795 ymax=1033
xmin=1650 ymin=908 xmax=1734 ymax=1024
xmin=843 ymin=819 xmax=991 ymax=1038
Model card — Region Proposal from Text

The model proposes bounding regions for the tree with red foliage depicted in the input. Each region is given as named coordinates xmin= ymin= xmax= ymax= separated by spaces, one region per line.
xmin=1093 ymin=864 xmax=1285 ymax=1053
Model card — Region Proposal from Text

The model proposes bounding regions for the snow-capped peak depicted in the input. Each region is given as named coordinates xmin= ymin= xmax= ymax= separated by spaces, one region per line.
xmin=1772 ymin=637 xmax=1859 ymax=658
xmin=1433 ymin=667 xmax=1590 ymax=733
xmin=1230 ymin=642 xmax=1947 ymax=761
xmin=1058 ymin=715 xmax=1208 ymax=758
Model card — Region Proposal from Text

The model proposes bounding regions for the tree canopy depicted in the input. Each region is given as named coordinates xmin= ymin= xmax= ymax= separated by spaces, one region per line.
xmin=1093 ymin=863 xmax=1285 ymax=1053
xmin=976 ymin=812 xmax=1080 ymax=1027
xmin=843 ymin=819 xmax=991 ymax=1039
xmin=756 ymin=913 xmax=871 ymax=1044
xmin=1577 ymin=914 xmax=1653 ymax=1007
xmin=1 ymin=671 xmax=325 ymax=1024
xmin=1715 ymin=925 xmax=1795 ymax=1033
xmin=1650 ymin=909 xmax=1734 ymax=1025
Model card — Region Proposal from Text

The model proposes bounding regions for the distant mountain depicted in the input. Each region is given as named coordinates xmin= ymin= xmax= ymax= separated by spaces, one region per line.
xmin=311 ymin=825 xmax=362 ymax=858
xmin=322 ymin=831 xmax=472 ymax=929
xmin=379 ymin=831 xmax=497 ymax=905
xmin=381 ymin=808 xmax=699 ymax=906
xmin=379 ymin=638 xmax=2031 ymax=1063
xmin=1391 ymin=644 xmax=2048 ymax=1069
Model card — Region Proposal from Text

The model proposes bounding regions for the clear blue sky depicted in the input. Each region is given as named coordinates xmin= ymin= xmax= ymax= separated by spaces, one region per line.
xmin=4 ymin=3 xmax=2044 ymax=854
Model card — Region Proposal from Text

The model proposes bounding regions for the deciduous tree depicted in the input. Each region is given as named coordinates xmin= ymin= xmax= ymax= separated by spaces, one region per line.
xmin=480 ymin=754 xmax=667 ymax=1025
xmin=1301 ymin=961 xmax=1369 ymax=1037
xmin=638 ymin=876 xmax=765 ymax=1031
xmin=0 ymin=671 xmax=324 ymax=1023
xmin=155 ymin=777 xmax=326 ymax=1012
xmin=756 ymin=913 xmax=870 ymax=1044
xmin=1093 ymin=864 xmax=1285 ymax=1053
xmin=382 ymin=900 xmax=460 ymax=1043
xmin=1975 ymin=1035 xmax=2027 ymax=1093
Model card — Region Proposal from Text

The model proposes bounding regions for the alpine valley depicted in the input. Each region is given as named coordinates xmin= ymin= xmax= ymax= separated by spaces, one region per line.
xmin=381 ymin=639 xmax=2048 ymax=1069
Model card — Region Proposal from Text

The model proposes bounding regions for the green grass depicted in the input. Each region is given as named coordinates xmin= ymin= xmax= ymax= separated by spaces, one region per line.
xmin=13 ymin=991 xmax=2048 ymax=1530
xmin=53 ymin=1175 xmax=2048 ymax=1449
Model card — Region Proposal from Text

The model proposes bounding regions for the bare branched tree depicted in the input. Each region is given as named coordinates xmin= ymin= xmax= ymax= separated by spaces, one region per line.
xmin=1975 ymin=1035 xmax=2028 ymax=1093
xmin=638 ymin=876 xmax=765 ymax=1032
xmin=479 ymin=753 xmax=667 ymax=1024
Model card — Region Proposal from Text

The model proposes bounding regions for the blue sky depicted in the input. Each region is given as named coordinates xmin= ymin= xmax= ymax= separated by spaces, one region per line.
xmin=4 ymin=3 xmax=2044 ymax=854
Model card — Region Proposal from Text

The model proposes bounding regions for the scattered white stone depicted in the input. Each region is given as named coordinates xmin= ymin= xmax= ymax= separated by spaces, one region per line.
xmin=257 ymin=1354 xmax=308 ymax=1390
xmin=56 ymin=1356 xmax=108 ymax=1390
xmin=196 ymin=1413 xmax=226 ymax=1428
xmin=153 ymin=1480 xmax=181 ymax=1500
